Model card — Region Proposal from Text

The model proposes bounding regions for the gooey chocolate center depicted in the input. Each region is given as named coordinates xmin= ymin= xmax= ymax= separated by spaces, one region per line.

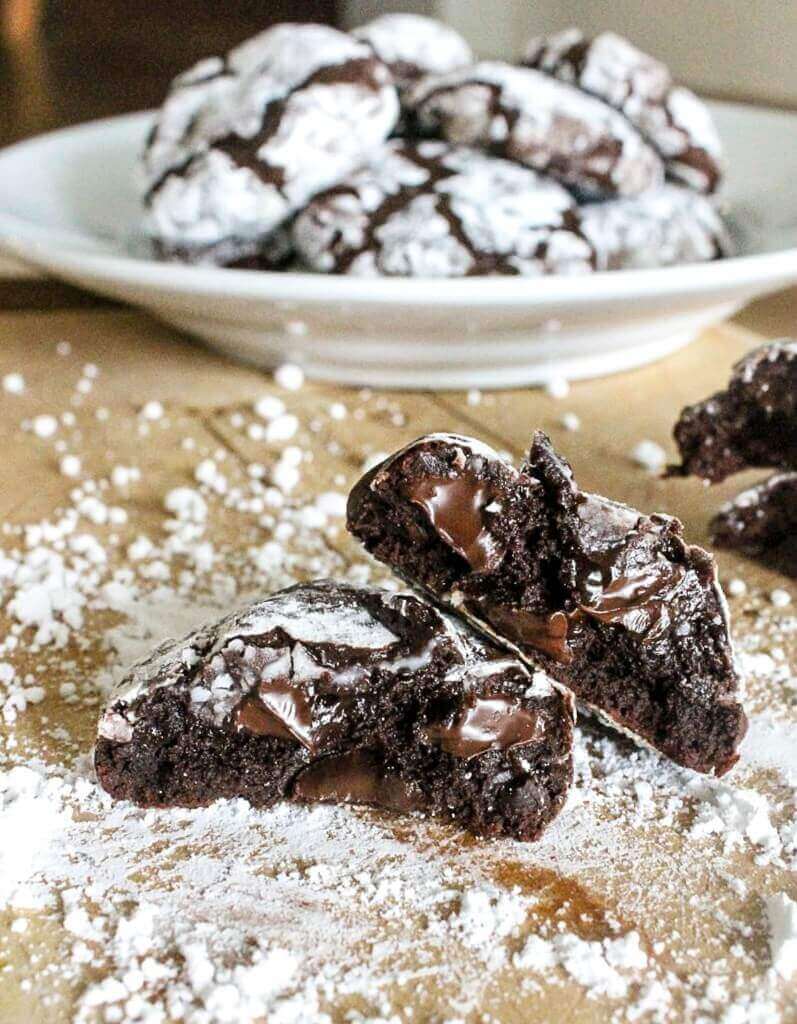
xmin=408 ymin=473 xmax=503 ymax=574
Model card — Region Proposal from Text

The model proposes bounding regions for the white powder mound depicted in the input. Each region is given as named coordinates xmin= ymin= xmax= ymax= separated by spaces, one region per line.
xmin=516 ymin=930 xmax=648 ymax=1000
xmin=766 ymin=893 xmax=797 ymax=979
xmin=353 ymin=13 xmax=473 ymax=85
xmin=453 ymin=887 xmax=528 ymax=957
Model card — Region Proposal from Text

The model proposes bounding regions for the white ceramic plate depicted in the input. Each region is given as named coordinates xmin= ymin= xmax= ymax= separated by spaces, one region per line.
xmin=0 ymin=103 xmax=795 ymax=388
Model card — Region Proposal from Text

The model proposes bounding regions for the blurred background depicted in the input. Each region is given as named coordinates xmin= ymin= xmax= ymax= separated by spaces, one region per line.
xmin=1 ymin=0 xmax=795 ymax=147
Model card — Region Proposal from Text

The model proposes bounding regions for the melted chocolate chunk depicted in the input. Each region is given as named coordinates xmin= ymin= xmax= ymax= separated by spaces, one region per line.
xmin=409 ymin=473 xmax=503 ymax=573
xmin=233 ymin=679 xmax=315 ymax=749
xmin=424 ymin=694 xmax=544 ymax=760
xmin=95 ymin=581 xmax=573 ymax=841
xmin=577 ymin=563 xmax=687 ymax=641
xmin=483 ymin=606 xmax=572 ymax=664
xmin=292 ymin=749 xmax=423 ymax=813
xmin=348 ymin=433 xmax=747 ymax=775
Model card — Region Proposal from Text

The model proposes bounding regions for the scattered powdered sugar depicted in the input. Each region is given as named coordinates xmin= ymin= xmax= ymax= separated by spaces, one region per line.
xmin=274 ymin=363 xmax=305 ymax=391
xmin=766 ymin=894 xmax=797 ymax=980
xmin=2 ymin=371 xmax=25 ymax=394
xmin=630 ymin=439 xmax=667 ymax=472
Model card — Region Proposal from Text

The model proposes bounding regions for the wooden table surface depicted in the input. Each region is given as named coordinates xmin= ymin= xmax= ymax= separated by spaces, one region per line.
xmin=0 ymin=277 xmax=795 ymax=1023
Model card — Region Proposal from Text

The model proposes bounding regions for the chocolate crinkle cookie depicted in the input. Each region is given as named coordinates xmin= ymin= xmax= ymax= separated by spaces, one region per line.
xmin=96 ymin=581 xmax=573 ymax=841
xmin=142 ymin=24 xmax=399 ymax=265
xmin=671 ymin=341 xmax=797 ymax=483
xmin=405 ymin=62 xmax=664 ymax=199
xmin=293 ymin=140 xmax=596 ymax=277
xmin=353 ymin=13 xmax=473 ymax=96
xmin=711 ymin=473 xmax=797 ymax=565
xmin=580 ymin=185 xmax=732 ymax=270
xmin=524 ymin=28 xmax=723 ymax=194
xmin=348 ymin=432 xmax=747 ymax=776
xmin=150 ymin=224 xmax=295 ymax=270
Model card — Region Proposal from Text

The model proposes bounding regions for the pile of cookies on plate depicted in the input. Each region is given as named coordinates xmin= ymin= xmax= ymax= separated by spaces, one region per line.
xmin=141 ymin=15 xmax=732 ymax=277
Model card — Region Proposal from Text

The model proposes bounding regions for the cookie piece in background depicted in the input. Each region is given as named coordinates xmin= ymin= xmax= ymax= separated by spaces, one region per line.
xmin=711 ymin=473 xmax=797 ymax=576
xmin=580 ymin=185 xmax=731 ymax=270
xmin=353 ymin=13 xmax=473 ymax=96
xmin=293 ymin=140 xmax=596 ymax=277
xmin=406 ymin=62 xmax=664 ymax=199
xmin=671 ymin=341 xmax=797 ymax=483
xmin=142 ymin=24 xmax=399 ymax=265
xmin=524 ymin=28 xmax=723 ymax=194
xmin=348 ymin=433 xmax=747 ymax=776
xmin=96 ymin=581 xmax=573 ymax=841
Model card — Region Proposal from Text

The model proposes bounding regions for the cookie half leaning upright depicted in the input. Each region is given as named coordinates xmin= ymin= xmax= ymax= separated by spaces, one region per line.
xmin=348 ymin=433 xmax=747 ymax=775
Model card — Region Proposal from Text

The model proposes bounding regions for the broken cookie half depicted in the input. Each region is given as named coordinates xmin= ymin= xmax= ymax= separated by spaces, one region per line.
xmin=348 ymin=432 xmax=747 ymax=776
xmin=670 ymin=340 xmax=797 ymax=484
xmin=95 ymin=581 xmax=573 ymax=841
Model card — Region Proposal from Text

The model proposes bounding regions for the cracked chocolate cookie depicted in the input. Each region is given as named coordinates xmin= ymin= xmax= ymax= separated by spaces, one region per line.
xmin=95 ymin=581 xmax=573 ymax=841
xmin=406 ymin=62 xmax=664 ymax=199
xmin=671 ymin=341 xmax=797 ymax=483
xmin=580 ymin=185 xmax=731 ymax=270
xmin=353 ymin=14 xmax=473 ymax=96
xmin=293 ymin=140 xmax=596 ymax=277
xmin=523 ymin=28 xmax=723 ymax=194
xmin=711 ymin=473 xmax=797 ymax=574
xmin=142 ymin=24 xmax=399 ymax=264
xmin=348 ymin=433 xmax=747 ymax=775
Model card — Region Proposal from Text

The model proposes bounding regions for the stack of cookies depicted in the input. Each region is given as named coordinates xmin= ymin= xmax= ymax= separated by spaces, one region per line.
xmin=141 ymin=16 xmax=732 ymax=278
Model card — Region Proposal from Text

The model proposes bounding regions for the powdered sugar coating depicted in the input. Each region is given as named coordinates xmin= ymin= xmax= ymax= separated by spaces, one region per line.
xmin=524 ymin=29 xmax=722 ymax=193
xmin=580 ymin=185 xmax=731 ymax=270
xmin=406 ymin=62 xmax=664 ymax=199
xmin=353 ymin=13 xmax=473 ymax=91
xmin=97 ymin=580 xmax=544 ymax=742
xmin=293 ymin=140 xmax=595 ymax=277
xmin=143 ymin=24 xmax=399 ymax=256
